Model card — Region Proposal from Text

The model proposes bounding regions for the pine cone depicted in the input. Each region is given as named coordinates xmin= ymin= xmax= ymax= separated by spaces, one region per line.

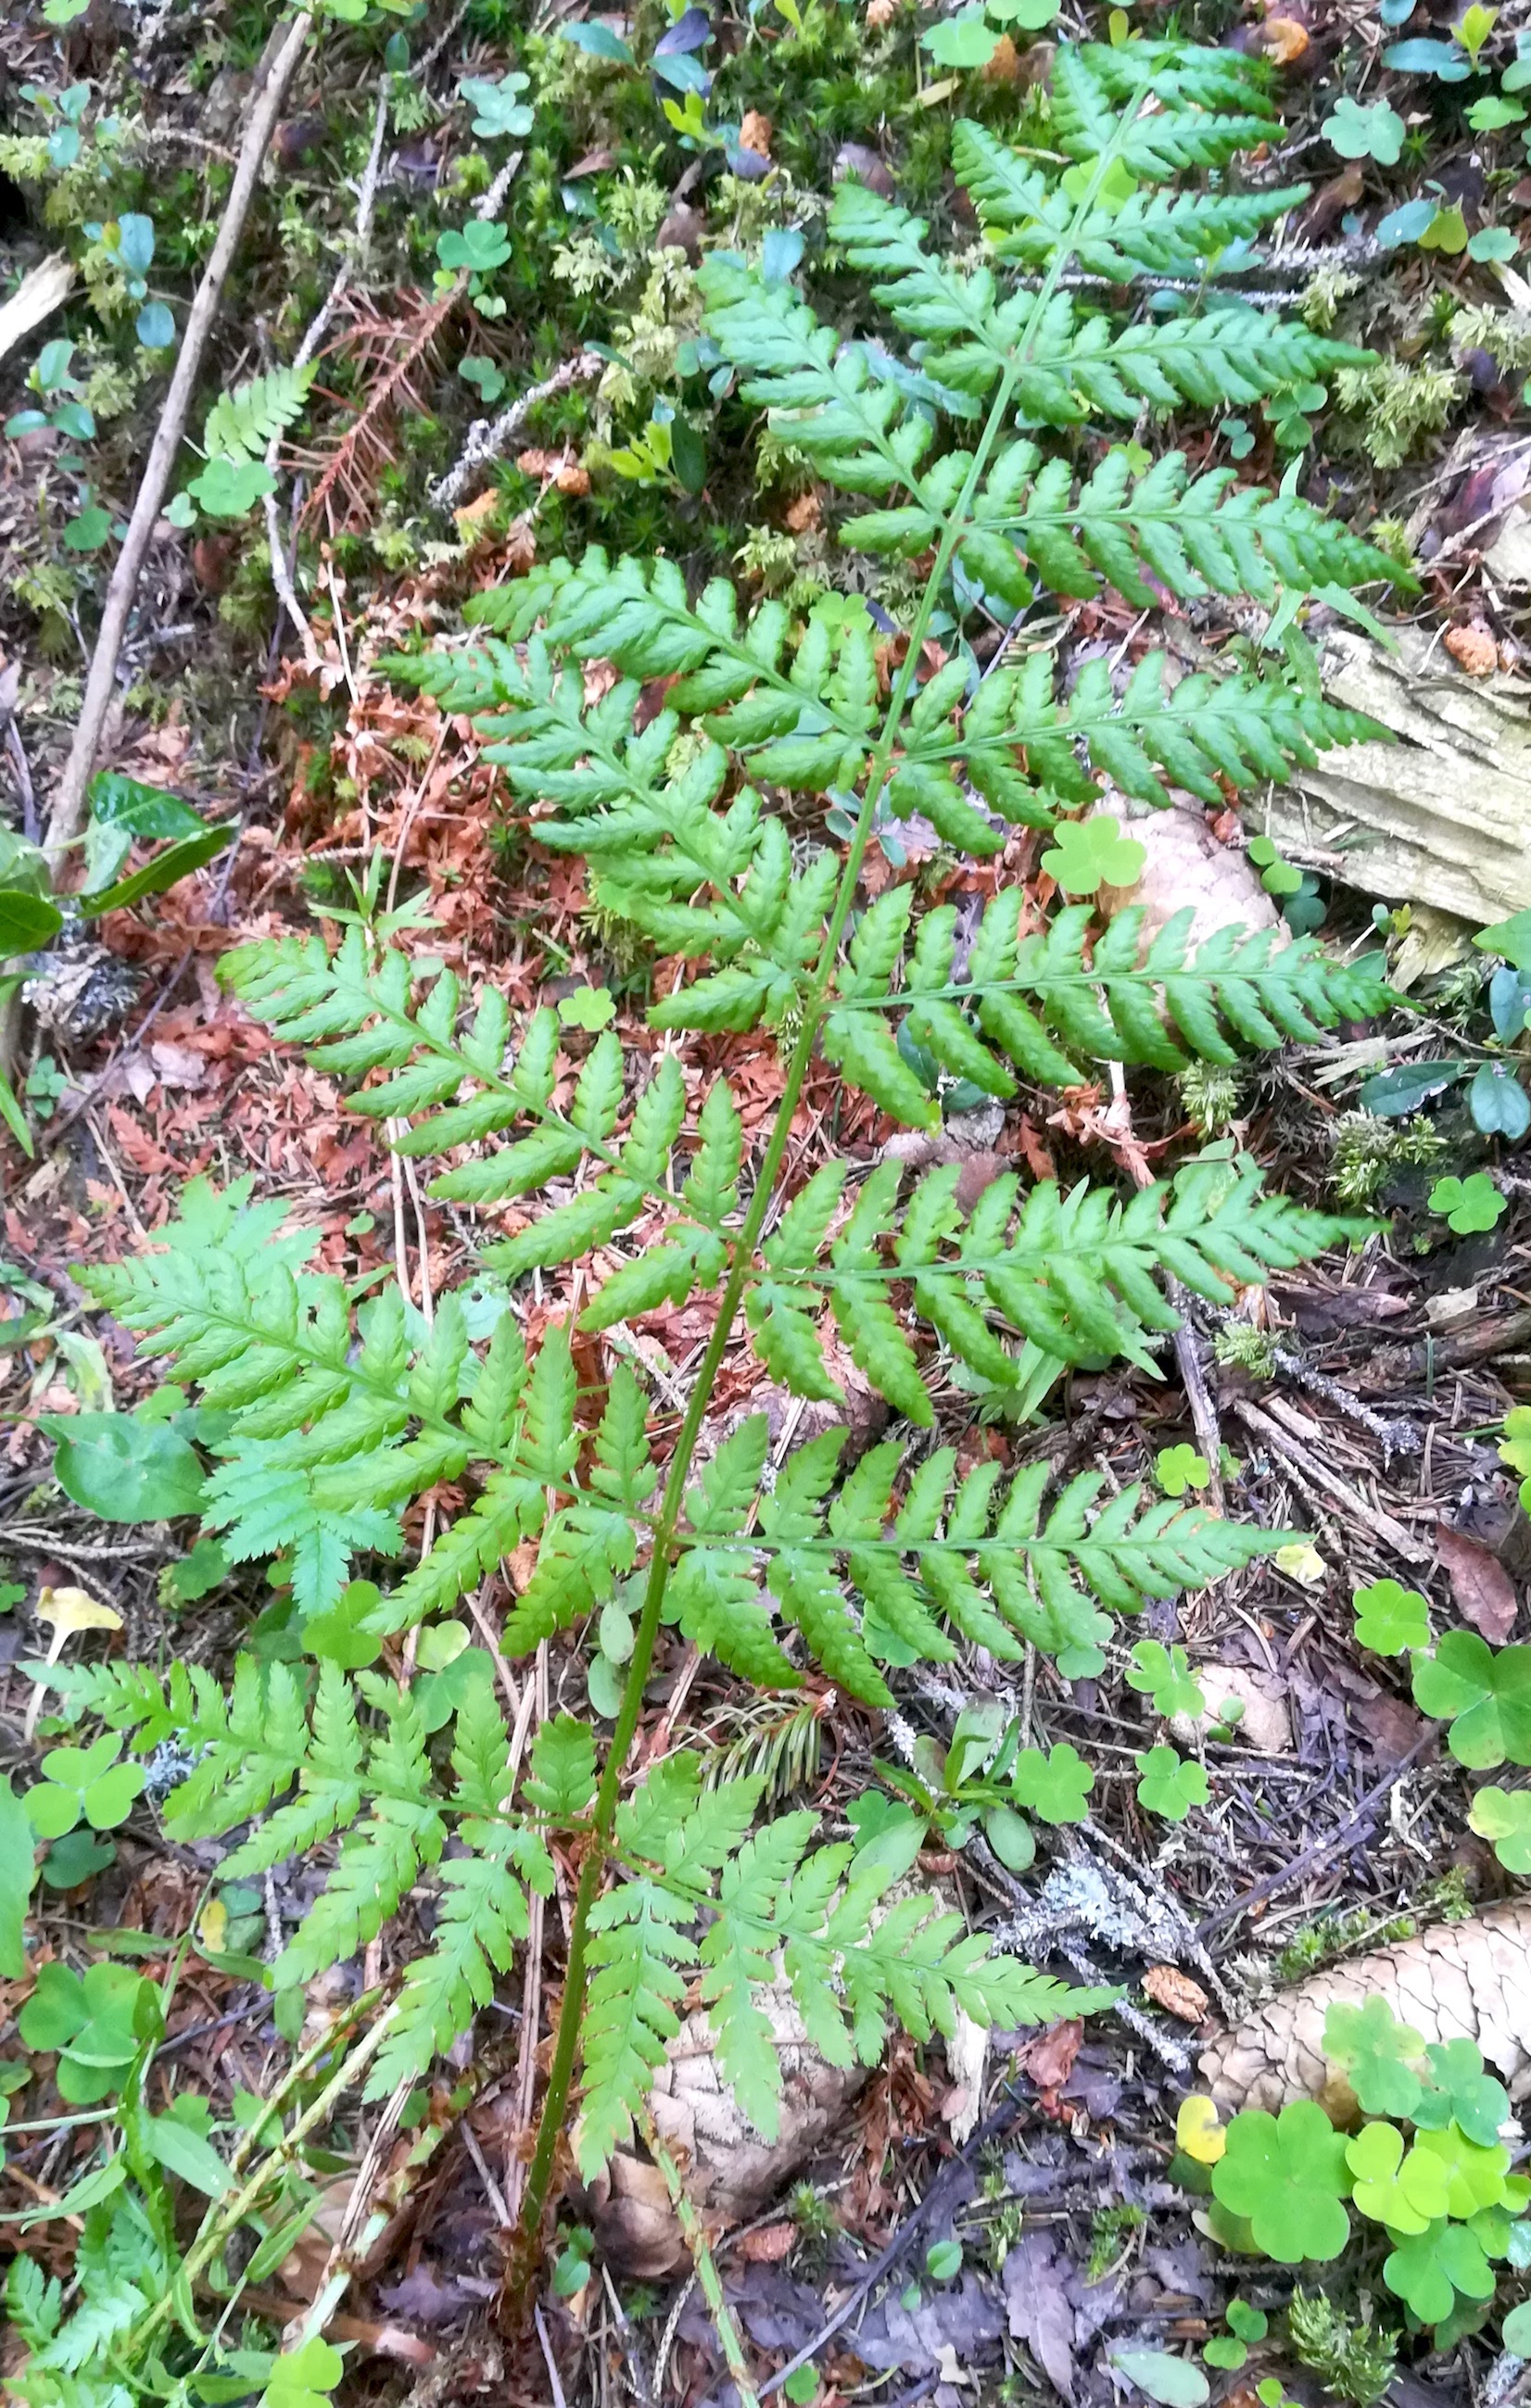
xmin=1201 ymin=1904 xmax=1531 ymax=2114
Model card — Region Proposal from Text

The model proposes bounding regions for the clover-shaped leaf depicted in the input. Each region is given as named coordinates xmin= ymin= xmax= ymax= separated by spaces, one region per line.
xmin=1322 ymin=1998 xmax=1427 ymax=2119
xmin=1411 ymin=2037 xmax=1511 ymax=2149
xmin=1429 ymin=1173 xmax=1505 ymax=1235
xmin=1385 ymin=2219 xmax=1496 ymax=2325
xmin=1468 ymin=1785 xmax=1531 ymax=1875
xmin=558 ymin=986 xmax=616 ymax=1031
xmin=1010 ymin=1742 xmax=1094 ymax=1824
xmin=1040 ymin=814 xmax=1146 ymax=898
xmin=1127 ymin=1640 xmax=1206 ymax=1721
xmin=1504 ymin=2300 xmax=1531 ymax=2352
xmin=1156 ymin=1444 xmax=1209 ymax=1499
xmin=921 ymin=6 xmax=1004 ymax=66
xmin=1135 ymin=1746 xmax=1209 ymax=1822
xmin=1412 ymin=1633 xmax=1531 ymax=1767
xmin=1347 ymin=2121 xmax=1452 ymax=2232
xmin=437 ymin=221 xmax=513 ymax=274
xmin=1412 ymin=2122 xmax=1514 ymax=2216
xmin=1211 ymin=2100 xmax=1352 ymax=2263
xmin=1204 ymin=2299 xmax=1267 ymax=2369
xmin=1351 ymin=1577 xmax=1430 ymax=1657
xmin=188 ymin=456 xmax=276 ymax=519
xmin=25 ymin=1734 xmax=145 ymax=1840
xmin=19 ymin=1962 xmax=152 ymax=2102
xmin=1246 ymin=834 xmax=1304 ymax=898
xmin=1322 ymin=95 xmax=1407 ymax=162
xmin=458 ymin=72 xmax=534 ymax=138
xmin=1203 ymin=2338 xmax=1248 ymax=2372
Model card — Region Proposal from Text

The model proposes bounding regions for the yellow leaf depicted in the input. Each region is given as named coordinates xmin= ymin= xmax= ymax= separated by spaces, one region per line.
xmin=1177 ymin=2094 xmax=1226 ymax=2164
xmin=1274 ymin=1541 xmax=1325 ymax=1587
xmin=197 ymin=1898 xmax=228 ymax=1955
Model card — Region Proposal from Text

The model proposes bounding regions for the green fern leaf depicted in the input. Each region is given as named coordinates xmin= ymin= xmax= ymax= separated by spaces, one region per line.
xmin=203 ymin=363 xmax=316 ymax=463
xmin=700 ymin=1812 xmax=817 ymax=2137
xmin=368 ymin=1825 xmax=535 ymax=2096
xmin=578 ymin=1879 xmax=690 ymax=2177
xmin=525 ymin=1714 xmax=598 ymax=1823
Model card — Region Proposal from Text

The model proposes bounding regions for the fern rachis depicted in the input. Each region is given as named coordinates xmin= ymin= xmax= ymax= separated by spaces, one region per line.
xmin=35 ymin=42 xmax=1400 ymax=2300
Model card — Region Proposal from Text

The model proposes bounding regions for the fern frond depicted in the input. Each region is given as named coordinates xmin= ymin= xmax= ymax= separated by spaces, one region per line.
xmin=847 ymin=444 xmax=1407 ymax=613
xmin=825 ymin=900 xmax=1397 ymax=1120
xmin=203 ymin=363 xmax=315 ymax=463
xmin=739 ymin=1149 xmax=1365 ymax=1407
xmin=953 ymin=117 xmax=1303 ymax=278
xmin=78 ymin=1180 xmax=574 ymax=1625
xmin=601 ymin=1776 xmax=1110 ymax=2145
xmin=368 ymin=1824 xmax=536 ymax=2096
xmin=578 ymin=1878 xmax=691 ymax=2176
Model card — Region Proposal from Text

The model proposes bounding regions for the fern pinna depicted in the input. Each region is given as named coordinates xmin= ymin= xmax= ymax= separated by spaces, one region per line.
xmin=51 ymin=44 xmax=1394 ymax=2267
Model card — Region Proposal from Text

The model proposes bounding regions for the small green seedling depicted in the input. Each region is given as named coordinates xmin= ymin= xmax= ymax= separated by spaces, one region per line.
xmin=551 ymin=2223 xmax=594 ymax=2296
xmin=1322 ymin=96 xmax=1407 ymax=162
xmin=926 ymin=2238 xmax=964 ymax=2280
xmin=1351 ymin=1577 xmax=1430 ymax=1657
xmin=5 ymin=339 xmax=95 ymax=446
xmin=1204 ymin=2298 xmax=1268 ymax=2370
xmin=1428 ymin=1173 xmax=1504 ymax=1234
xmin=1134 ymin=1746 xmax=1208 ymax=1822
xmin=1246 ymin=835 xmax=1305 ymax=898
xmin=1127 ymin=1640 xmax=1206 ymax=1721
xmin=1040 ymin=814 xmax=1145 ymax=897
xmin=1155 ymin=1444 xmax=1210 ymax=1498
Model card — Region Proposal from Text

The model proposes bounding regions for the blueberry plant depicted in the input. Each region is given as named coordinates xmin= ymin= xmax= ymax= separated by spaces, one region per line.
xmin=5 ymin=37 xmax=1416 ymax=2393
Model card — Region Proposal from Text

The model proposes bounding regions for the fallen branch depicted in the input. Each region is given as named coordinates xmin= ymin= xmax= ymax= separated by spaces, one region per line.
xmin=429 ymin=349 xmax=603 ymax=513
xmin=266 ymin=82 xmax=390 ymax=663
xmin=46 ymin=10 xmax=313 ymax=868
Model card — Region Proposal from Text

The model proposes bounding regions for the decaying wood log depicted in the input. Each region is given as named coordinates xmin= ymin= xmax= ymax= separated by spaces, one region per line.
xmin=1264 ymin=625 xmax=1531 ymax=927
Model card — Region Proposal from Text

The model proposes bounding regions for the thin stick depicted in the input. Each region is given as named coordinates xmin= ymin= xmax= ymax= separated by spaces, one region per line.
xmin=638 ymin=2106 xmax=763 ymax=2408
xmin=47 ymin=12 xmax=314 ymax=864
xmin=430 ymin=350 xmax=603 ymax=513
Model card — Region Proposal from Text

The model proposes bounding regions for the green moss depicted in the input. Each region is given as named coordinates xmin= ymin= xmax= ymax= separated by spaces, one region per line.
xmin=1332 ymin=359 xmax=1461 ymax=469
xmin=1285 ymin=2293 xmax=1397 ymax=2407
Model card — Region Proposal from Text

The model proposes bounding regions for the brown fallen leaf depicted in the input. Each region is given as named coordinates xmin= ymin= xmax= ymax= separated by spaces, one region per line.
xmin=1436 ymin=1519 xmax=1518 ymax=1645
xmin=1201 ymin=1901 xmax=1531 ymax=2113
xmin=1143 ymin=1965 xmax=1210 ymax=2024
xmin=738 ymin=2221 xmax=797 ymax=2263
xmin=1445 ymin=621 xmax=1499 ymax=677
xmin=1017 ymin=2016 xmax=1083 ymax=2097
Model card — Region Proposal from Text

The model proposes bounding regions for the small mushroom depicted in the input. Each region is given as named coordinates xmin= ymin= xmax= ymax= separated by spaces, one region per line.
xmin=25 ymin=1586 xmax=122 ymax=1742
